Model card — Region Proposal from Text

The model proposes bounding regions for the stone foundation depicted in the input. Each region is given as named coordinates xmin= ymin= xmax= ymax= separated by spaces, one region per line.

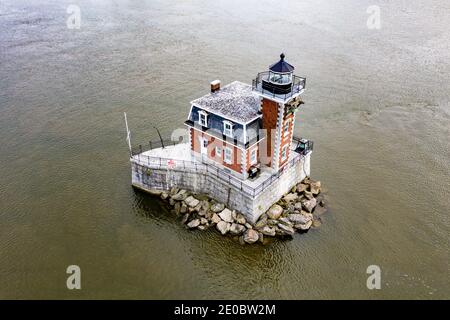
xmin=131 ymin=152 xmax=311 ymax=224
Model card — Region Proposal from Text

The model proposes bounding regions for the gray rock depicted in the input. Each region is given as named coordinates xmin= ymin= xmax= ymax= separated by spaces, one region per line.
xmin=181 ymin=213 xmax=190 ymax=224
xmin=185 ymin=196 xmax=200 ymax=208
xmin=198 ymin=225 xmax=207 ymax=231
xmin=283 ymin=193 xmax=299 ymax=202
xmin=180 ymin=203 xmax=188 ymax=214
xmin=267 ymin=204 xmax=283 ymax=219
xmin=200 ymin=200 xmax=210 ymax=211
xmin=229 ymin=223 xmax=246 ymax=235
xmin=255 ymin=215 xmax=268 ymax=229
xmin=216 ymin=221 xmax=230 ymax=235
xmin=200 ymin=218 xmax=208 ymax=225
xmin=174 ymin=202 xmax=181 ymax=214
xmin=169 ymin=187 xmax=179 ymax=196
xmin=198 ymin=209 xmax=206 ymax=217
xmin=297 ymin=183 xmax=308 ymax=193
xmin=187 ymin=219 xmax=200 ymax=229
xmin=169 ymin=198 xmax=175 ymax=206
xmin=171 ymin=189 xmax=188 ymax=201
xmin=258 ymin=232 xmax=264 ymax=244
xmin=231 ymin=210 xmax=237 ymax=221
xmin=304 ymin=191 xmax=314 ymax=200
xmin=219 ymin=208 xmax=234 ymax=223
xmin=210 ymin=202 xmax=225 ymax=213
xmin=302 ymin=198 xmax=317 ymax=213
xmin=288 ymin=213 xmax=312 ymax=224
xmin=295 ymin=220 xmax=313 ymax=230
xmin=278 ymin=217 xmax=293 ymax=226
xmin=235 ymin=213 xmax=247 ymax=224
xmin=277 ymin=223 xmax=295 ymax=235
xmin=211 ymin=213 xmax=221 ymax=224
xmin=260 ymin=226 xmax=276 ymax=237
xmin=310 ymin=180 xmax=321 ymax=195
xmin=243 ymin=229 xmax=259 ymax=244
xmin=245 ymin=223 xmax=253 ymax=229
xmin=294 ymin=202 xmax=303 ymax=211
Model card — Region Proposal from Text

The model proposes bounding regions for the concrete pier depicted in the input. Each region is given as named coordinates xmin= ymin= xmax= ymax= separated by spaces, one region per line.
xmin=130 ymin=143 xmax=311 ymax=224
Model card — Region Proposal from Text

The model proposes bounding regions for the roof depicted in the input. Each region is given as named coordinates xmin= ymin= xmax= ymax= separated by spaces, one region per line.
xmin=269 ymin=53 xmax=295 ymax=73
xmin=191 ymin=81 xmax=261 ymax=123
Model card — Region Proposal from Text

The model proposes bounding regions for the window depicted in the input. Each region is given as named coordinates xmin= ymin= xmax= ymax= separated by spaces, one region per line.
xmin=215 ymin=146 xmax=222 ymax=157
xmin=283 ymin=120 xmax=290 ymax=137
xmin=250 ymin=148 xmax=257 ymax=165
xmin=281 ymin=145 xmax=288 ymax=160
xmin=198 ymin=111 xmax=207 ymax=127
xmin=223 ymin=121 xmax=233 ymax=137
xmin=224 ymin=147 xmax=233 ymax=164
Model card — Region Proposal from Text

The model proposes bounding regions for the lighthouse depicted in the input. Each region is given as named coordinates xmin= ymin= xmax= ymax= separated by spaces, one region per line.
xmin=252 ymin=53 xmax=306 ymax=171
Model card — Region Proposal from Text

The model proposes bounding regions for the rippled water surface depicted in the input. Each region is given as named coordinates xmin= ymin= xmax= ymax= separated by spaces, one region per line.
xmin=0 ymin=0 xmax=449 ymax=299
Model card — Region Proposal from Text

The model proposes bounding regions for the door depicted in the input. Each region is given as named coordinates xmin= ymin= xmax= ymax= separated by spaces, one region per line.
xmin=198 ymin=137 xmax=207 ymax=155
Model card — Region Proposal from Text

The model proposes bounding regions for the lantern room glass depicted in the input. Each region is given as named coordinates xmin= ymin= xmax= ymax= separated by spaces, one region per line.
xmin=269 ymin=71 xmax=292 ymax=85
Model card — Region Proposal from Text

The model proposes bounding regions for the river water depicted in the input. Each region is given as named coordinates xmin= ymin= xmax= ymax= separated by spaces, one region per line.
xmin=0 ymin=0 xmax=449 ymax=299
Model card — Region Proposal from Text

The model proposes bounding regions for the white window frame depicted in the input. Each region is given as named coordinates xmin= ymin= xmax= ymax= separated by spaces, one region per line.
xmin=224 ymin=147 xmax=233 ymax=164
xmin=215 ymin=146 xmax=222 ymax=157
xmin=250 ymin=148 xmax=257 ymax=165
xmin=281 ymin=145 xmax=288 ymax=161
xmin=223 ymin=120 xmax=233 ymax=137
xmin=198 ymin=111 xmax=208 ymax=127
xmin=283 ymin=120 xmax=290 ymax=137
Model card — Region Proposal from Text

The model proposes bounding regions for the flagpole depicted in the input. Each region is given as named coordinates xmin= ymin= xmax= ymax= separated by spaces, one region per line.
xmin=124 ymin=112 xmax=132 ymax=156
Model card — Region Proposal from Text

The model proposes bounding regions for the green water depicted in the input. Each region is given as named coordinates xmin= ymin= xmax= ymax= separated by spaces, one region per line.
xmin=0 ymin=0 xmax=449 ymax=299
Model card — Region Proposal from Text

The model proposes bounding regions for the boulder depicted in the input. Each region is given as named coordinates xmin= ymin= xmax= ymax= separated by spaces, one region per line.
xmin=297 ymin=183 xmax=308 ymax=193
xmin=174 ymin=202 xmax=181 ymax=214
xmin=211 ymin=202 xmax=225 ymax=213
xmin=310 ymin=180 xmax=321 ymax=195
xmin=294 ymin=202 xmax=303 ymax=211
xmin=216 ymin=221 xmax=230 ymax=235
xmin=200 ymin=200 xmax=210 ymax=211
xmin=229 ymin=223 xmax=246 ymax=235
xmin=260 ymin=226 xmax=276 ymax=237
xmin=200 ymin=218 xmax=208 ymax=225
xmin=243 ymin=229 xmax=259 ymax=244
xmin=198 ymin=225 xmax=207 ymax=231
xmin=312 ymin=219 xmax=322 ymax=228
xmin=258 ymin=232 xmax=264 ymax=244
xmin=198 ymin=209 xmax=206 ymax=217
xmin=171 ymin=189 xmax=188 ymax=201
xmin=219 ymin=208 xmax=234 ymax=223
xmin=235 ymin=213 xmax=247 ymax=225
xmin=304 ymin=191 xmax=314 ymax=200
xmin=211 ymin=213 xmax=221 ymax=224
xmin=169 ymin=187 xmax=179 ymax=196
xmin=231 ymin=210 xmax=237 ymax=221
xmin=181 ymin=213 xmax=190 ymax=225
xmin=288 ymin=213 xmax=312 ymax=224
xmin=302 ymin=198 xmax=317 ymax=213
xmin=277 ymin=223 xmax=295 ymax=235
xmin=283 ymin=193 xmax=299 ymax=202
xmin=185 ymin=196 xmax=200 ymax=208
xmin=267 ymin=204 xmax=283 ymax=219
xmin=169 ymin=198 xmax=176 ymax=206
xmin=180 ymin=203 xmax=188 ymax=214
xmin=295 ymin=220 xmax=313 ymax=231
xmin=187 ymin=219 xmax=200 ymax=229
xmin=245 ymin=223 xmax=253 ymax=229
xmin=278 ymin=217 xmax=293 ymax=226
xmin=255 ymin=215 xmax=268 ymax=229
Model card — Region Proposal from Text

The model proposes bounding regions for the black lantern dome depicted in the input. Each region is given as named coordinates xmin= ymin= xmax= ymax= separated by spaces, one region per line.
xmin=262 ymin=53 xmax=295 ymax=94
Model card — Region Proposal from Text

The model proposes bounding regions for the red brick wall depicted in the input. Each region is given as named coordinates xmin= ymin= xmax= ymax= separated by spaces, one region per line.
xmin=190 ymin=128 xmax=242 ymax=174
xmin=261 ymin=98 xmax=279 ymax=167
xmin=278 ymin=110 xmax=294 ymax=167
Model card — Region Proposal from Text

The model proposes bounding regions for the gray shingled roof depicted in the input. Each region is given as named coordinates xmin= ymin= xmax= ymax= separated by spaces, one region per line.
xmin=191 ymin=81 xmax=261 ymax=123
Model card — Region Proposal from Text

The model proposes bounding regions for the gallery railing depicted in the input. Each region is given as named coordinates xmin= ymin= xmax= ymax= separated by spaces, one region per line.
xmin=131 ymin=136 xmax=312 ymax=197
xmin=252 ymin=72 xmax=306 ymax=101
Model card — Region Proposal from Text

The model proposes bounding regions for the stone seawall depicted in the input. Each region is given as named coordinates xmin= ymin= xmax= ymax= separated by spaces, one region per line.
xmin=131 ymin=153 xmax=311 ymax=224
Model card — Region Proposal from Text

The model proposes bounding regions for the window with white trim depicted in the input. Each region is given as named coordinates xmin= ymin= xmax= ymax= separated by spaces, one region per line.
xmin=224 ymin=147 xmax=233 ymax=164
xmin=223 ymin=121 xmax=233 ymax=137
xmin=215 ymin=146 xmax=222 ymax=157
xmin=250 ymin=148 xmax=257 ymax=165
xmin=283 ymin=120 xmax=290 ymax=137
xmin=281 ymin=145 xmax=288 ymax=161
xmin=198 ymin=111 xmax=207 ymax=127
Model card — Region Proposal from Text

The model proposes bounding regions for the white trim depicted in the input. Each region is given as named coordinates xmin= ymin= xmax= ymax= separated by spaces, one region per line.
xmin=272 ymin=103 xmax=284 ymax=171
xmin=281 ymin=144 xmax=288 ymax=161
xmin=198 ymin=110 xmax=208 ymax=127
xmin=215 ymin=146 xmax=222 ymax=157
xmin=252 ymin=89 xmax=305 ymax=104
xmin=186 ymin=125 xmax=264 ymax=151
xmin=190 ymin=103 xmax=262 ymax=126
xmin=224 ymin=147 xmax=233 ymax=164
xmin=223 ymin=120 xmax=233 ymax=137
xmin=283 ymin=118 xmax=291 ymax=140
xmin=250 ymin=148 xmax=258 ymax=165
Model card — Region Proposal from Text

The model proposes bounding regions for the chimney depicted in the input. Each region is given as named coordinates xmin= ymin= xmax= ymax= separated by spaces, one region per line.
xmin=210 ymin=80 xmax=221 ymax=93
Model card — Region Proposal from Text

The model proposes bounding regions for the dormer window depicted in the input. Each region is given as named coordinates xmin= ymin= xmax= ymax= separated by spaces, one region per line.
xmin=223 ymin=120 xmax=233 ymax=137
xmin=198 ymin=110 xmax=208 ymax=127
